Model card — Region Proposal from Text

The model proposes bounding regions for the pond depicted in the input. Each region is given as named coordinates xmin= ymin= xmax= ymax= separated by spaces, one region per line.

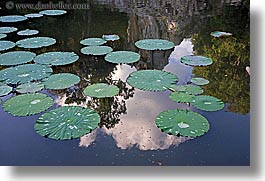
xmin=0 ymin=0 xmax=250 ymax=166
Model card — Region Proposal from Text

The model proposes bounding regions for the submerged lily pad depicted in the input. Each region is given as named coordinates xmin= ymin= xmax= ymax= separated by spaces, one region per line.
xmin=39 ymin=10 xmax=67 ymax=16
xmin=25 ymin=13 xmax=43 ymax=18
xmin=170 ymin=85 xmax=204 ymax=95
xmin=102 ymin=34 xmax=120 ymax=41
xmin=180 ymin=55 xmax=213 ymax=66
xmin=16 ymin=82 xmax=44 ymax=93
xmin=34 ymin=106 xmax=100 ymax=140
xmin=190 ymin=77 xmax=209 ymax=86
xmin=16 ymin=37 xmax=56 ymax=49
xmin=0 ymin=27 xmax=18 ymax=34
xmin=135 ymin=39 xmax=175 ymax=50
xmin=0 ymin=15 xmax=27 ymax=23
xmin=0 ymin=85 xmax=12 ymax=97
xmin=17 ymin=29 xmax=39 ymax=36
xmin=84 ymin=83 xmax=119 ymax=98
xmin=2 ymin=93 xmax=54 ymax=116
xmin=191 ymin=95 xmax=225 ymax=112
xmin=169 ymin=92 xmax=195 ymax=103
xmin=43 ymin=73 xmax=80 ymax=90
xmin=127 ymin=70 xmax=178 ymax=91
xmin=0 ymin=64 xmax=53 ymax=84
xmin=81 ymin=46 xmax=113 ymax=56
xmin=34 ymin=52 xmax=79 ymax=66
xmin=0 ymin=40 xmax=15 ymax=51
xmin=80 ymin=38 xmax=106 ymax=46
xmin=210 ymin=31 xmax=232 ymax=38
xmin=0 ymin=51 xmax=36 ymax=66
xmin=0 ymin=34 xmax=7 ymax=39
xmin=105 ymin=51 xmax=140 ymax=64
xmin=156 ymin=109 xmax=209 ymax=137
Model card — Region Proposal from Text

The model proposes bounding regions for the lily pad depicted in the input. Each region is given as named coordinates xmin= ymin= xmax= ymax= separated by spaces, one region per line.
xmin=16 ymin=82 xmax=44 ymax=93
xmin=17 ymin=29 xmax=39 ymax=36
xmin=105 ymin=51 xmax=140 ymax=64
xmin=34 ymin=52 xmax=79 ymax=66
xmin=170 ymin=85 xmax=204 ymax=95
xmin=127 ymin=70 xmax=178 ymax=91
xmin=0 ymin=51 xmax=36 ymax=66
xmin=0 ymin=27 xmax=18 ymax=34
xmin=16 ymin=37 xmax=56 ymax=49
xmin=39 ymin=10 xmax=67 ymax=16
xmin=0 ymin=85 xmax=12 ymax=97
xmin=2 ymin=93 xmax=54 ymax=116
xmin=84 ymin=83 xmax=119 ymax=98
xmin=0 ymin=64 xmax=53 ymax=84
xmin=0 ymin=15 xmax=27 ymax=23
xmin=25 ymin=13 xmax=43 ymax=18
xmin=0 ymin=40 xmax=15 ymax=51
xmin=191 ymin=95 xmax=225 ymax=112
xmin=102 ymin=34 xmax=120 ymax=41
xmin=155 ymin=109 xmax=210 ymax=137
xmin=190 ymin=77 xmax=209 ymax=86
xmin=81 ymin=46 xmax=113 ymax=56
xmin=169 ymin=92 xmax=195 ymax=103
xmin=180 ymin=55 xmax=213 ymax=66
xmin=43 ymin=73 xmax=80 ymax=90
xmin=135 ymin=39 xmax=175 ymax=50
xmin=80 ymin=38 xmax=106 ymax=46
xmin=34 ymin=106 xmax=100 ymax=140
xmin=0 ymin=34 xmax=7 ymax=39
xmin=210 ymin=31 xmax=232 ymax=38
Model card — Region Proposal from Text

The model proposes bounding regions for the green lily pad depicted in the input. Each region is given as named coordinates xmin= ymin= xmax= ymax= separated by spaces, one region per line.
xmin=0 ymin=15 xmax=27 ymax=23
xmin=190 ymin=77 xmax=209 ymax=86
xmin=0 ymin=85 xmax=12 ymax=97
xmin=25 ymin=13 xmax=43 ymax=18
xmin=2 ymin=93 xmax=54 ymax=116
xmin=169 ymin=92 xmax=195 ymax=103
xmin=135 ymin=39 xmax=175 ymax=50
xmin=16 ymin=82 xmax=44 ymax=93
xmin=80 ymin=46 xmax=113 ymax=56
xmin=155 ymin=109 xmax=210 ymax=137
xmin=105 ymin=51 xmax=140 ymax=64
xmin=0 ymin=27 xmax=18 ymax=34
xmin=0 ymin=51 xmax=36 ymax=66
xmin=170 ymin=85 xmax=204 ymax=95
xmin=102 ymin=34 xmax=120 ymax=41
xmin=180 ymin=55 xmax=213 ymax=66
xmin=17 ymin=29 xmax=39 ymax=36
xmin=16 ymin=37 xmax=56 ymax=49
xmin=34 ymin=52 xmax=79 ymax=66
xmin=0 ymin=34 xmax=7 ymax=39
xmin=43 ymin=73 xmax=80 ymax=90
xmin=80 ymin=38 xmax=106 ymax=46
xmin=127 ymin=70 xmax=178 ymax=91
xmin=191 ymin=95 xmax=225 ymax=112
xmin=84 ymin=83 xmax=119 ymax=98
xmin=210 ymin=31 xmax=232 ymax=38
xmin=0 ymin=64 xmax=53 ymax=84
xmin=34 ymin=106 xmax=100 ymax=140
xmin=0 ymin=40 xmax=15 ymax=51
xmin=39 ymin=10 xmax=67 ymax=16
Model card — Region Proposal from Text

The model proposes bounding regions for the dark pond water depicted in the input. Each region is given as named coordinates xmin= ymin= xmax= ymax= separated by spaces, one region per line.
xmin=0 ymin=0 xmax=250 ymax=166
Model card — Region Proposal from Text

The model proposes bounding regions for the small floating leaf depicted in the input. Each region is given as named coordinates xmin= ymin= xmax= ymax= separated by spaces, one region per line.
xmin=16 ymin=82 xmax=44 ymax=93
xmin=80 ymin=38 xmax=106 ymax=46
xmin=0 ymin=27 xmax=18 ymax=34
xmin=210 ymin=31 xmax=232 ymax=38
xmin=0 ymin=34 xmax=7 ymax=39
xmin=127 ymin=70 xmax=178 ymax=91
xmin=0 ymin=51 xmax=36 ymax=66
xmin=25 ymin=13 xmax=43 ymax=18
xmin=180 ymin=55 xmax=213 ymax=66
xmin=102 ymin=34 xmax=120 ymax=41
xmin=0 ymin=15 xmax=27 ymax=23
xmin=39 ymin=10 xmax=67 ymax=16
xmin=81 ymin=46 xmax=113 ymax=56
xmin=190 ymin=77 xmax=209 ymax=86
xmin=16 ymin=37 xmax=56 ymax=49
xmin=105 ymin=51 xmax=140 ymax=64
xmin=155 ymin=109 xmax=210 ymax=137
xmin=0 ymin=85 xmax=12 ymax=97
xmin=135 ymin=39 xmax=175 ymax=50
xmin=170 ymin=85 xmax=203 ymax=95
xmin=84 ymin=83 xmax=119 ymax=98
xmin=34 ymin=52 xmax=79 ymax=66
xmin=169 ymin=92 xmax=195 ymax=103
xmin=191 ymin=95 xmax=225 ymax=112
xmin=17 ymin=29 xmax=39 ymax=36
xmin=0 ymin=40 xmax=15 ymax=51
xmin=43 ymin=73 xmax=80 ymax=90
xmin=2 ymin=93 xmax=54 ymax=116
xmin=34 ymin=106 xmax=100 ymax=140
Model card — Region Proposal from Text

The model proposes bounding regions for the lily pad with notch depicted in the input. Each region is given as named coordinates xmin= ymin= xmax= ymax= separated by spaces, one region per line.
xmin=16 ymin=82 xmax=44 ymax=93
xmin=191 ymin=95 xmax=225 ymax=112
xmin=169 ymin=92 xmax=195 ymax=103
xmin=170 ymin=85 xmax=204 ymax=95
xmin=210 ymin=31 xmax=232 ymax=38
xmin=39 ymin=10 xmax=67 ymax=16
xmin=0 ymin=15 xmax=27 ymax=23
xmin=105 ymin=51 xmax=140 ymax=64
xmin=80 ymin=38 xmax=107 ymax=46
xmin=17 ymin=29 xmax=39 ymax=36
xmin=0 ymin=27 xmax=18 ymax=34
xmin=0 ymin=85 xmax=12 ymax=97
xmin=25 ymin=13 xmax=43 ymax=18
xmin=102 ymin=34 xmax=120 ymax=41
xmin=190 ymin=77 xmax=209 ymax=86
xmin=81 ymin=46 xmax=113 ymax=56
xmin=16 ymin=37 xmax=56 ymax=49
xmin=135 ymin=39 xmax=175 ymax=50
xmin=0 ymin=51 xmax=36 ymax=66
xmin=0 ymin=34 xmax=7 ymax=39
xmin=180 ymin=55 xmax=213 ymax=66
xmin=0 ymin=40 xmax=15 ymax=51
xmin=84 ymin=83 xmax=119 ymax=98
xmin=43 ymin=73 xmax=80 ymax=90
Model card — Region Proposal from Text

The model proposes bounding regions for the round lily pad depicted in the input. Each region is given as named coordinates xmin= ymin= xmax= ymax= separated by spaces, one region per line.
xmin=25 ymin=13 xmax=43 ymax=18
xmin=43 ymin=73 xmax=80 ymax=90
xmin=170 ymin=85 xmax=204 ymax=95
xmin=135 ymin=39 xmax=175 ymax=50
xmin=155 ymin=109 xmax=210 ymax=137
xmin=0 ymin=27 xmax=18 ymax=34
xmin=191 ymin=95 xmax=225 ymax=112
xmin=0 ymin=15 xmax=27 ymax=23
xmin=0 ymin=40 xmax=15 ymax=51
xmin=39 ymin=10 xmax=67 ymax=16
xmin=0 ymin=64 xmax=53 ymax=84
xmin=127 ymin=70 xmax=178 ymax=91
xmin=84 ymin=83 xmax=119 ymax=98
xmin=16 ymin=37 xmax=56 ymax=49
xmin=81 ymin=46 xmax=113 ymax=56
xmin=180 ymin=55 xmax=213 ymax=66
xmin=169 ymin=92 xmax=195 ymax=103
xmin=17 ymin=29 xmax=39 ymax=36
xmin=190 ymin=77 xmax=209 ymax=86
xmin=34 ymin=106 xmax=100 ymax=140
xmin=0 ymin=85 xmax=12 ymax=97
xmin=102 ymin=34 xmax=120 ymax=41
xmin=34 ymin=52 xmax=79 ymax=66
xmin=16 ymin=82 xmax=44 ymax=93
xmin=0 ymin=51 xmax=36 ymax=66
xmin=2 ymin=93 xmax=54 ymax=116
xmin=105 ymin=51 xmax=140 ymax=64
xmin=210 ymin=31 xmax=232 ymax=38
xmin=0 ymin=34 xmax=7 ymax=39
xmin=80 ymin=38 xmax=106 ymax=46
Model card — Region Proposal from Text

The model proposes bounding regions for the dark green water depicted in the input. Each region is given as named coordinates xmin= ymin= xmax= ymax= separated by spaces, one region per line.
xmin=0 ymin=0 xmax=250 ymax=166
